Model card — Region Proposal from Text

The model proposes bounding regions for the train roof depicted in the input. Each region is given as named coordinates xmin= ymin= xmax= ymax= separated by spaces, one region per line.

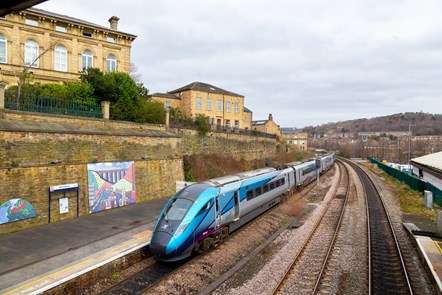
xmin=176 ymin=182 xmax=212 ymax=200
xmin=204 ymin=175 xmax=241 ymax=187
xmin=234 ymin=168 xmax=275 ymax=179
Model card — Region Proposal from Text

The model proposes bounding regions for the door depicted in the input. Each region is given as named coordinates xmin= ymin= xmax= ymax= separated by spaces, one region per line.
xmin=233 ymin=191 xmax=240 ymax=221
xmin=215 ymin=197 xmax=221 ymax=230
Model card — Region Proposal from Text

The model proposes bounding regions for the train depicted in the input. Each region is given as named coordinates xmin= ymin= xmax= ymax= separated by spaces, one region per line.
xmin=150 ymin=152 xmax=335 ymax=262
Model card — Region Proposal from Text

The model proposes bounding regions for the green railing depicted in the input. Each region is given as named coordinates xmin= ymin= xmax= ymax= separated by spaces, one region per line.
xmin=5 ymin=94 xmax=103 ymax=118
xmin=368 ymin=158 xmax=442 ymax=206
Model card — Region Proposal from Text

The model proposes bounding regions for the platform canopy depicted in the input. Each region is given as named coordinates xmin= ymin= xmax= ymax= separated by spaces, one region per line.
xmin=411 ymin=151 xmax=442 ymax=174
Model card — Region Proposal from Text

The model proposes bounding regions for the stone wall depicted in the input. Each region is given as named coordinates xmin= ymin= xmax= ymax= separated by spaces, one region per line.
xmin=0 ymin=110 xmax=275 ymax=234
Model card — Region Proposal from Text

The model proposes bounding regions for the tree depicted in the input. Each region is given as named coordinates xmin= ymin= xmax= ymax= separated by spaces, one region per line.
xmin=104 ymin=71 xmax=139 ymax=120
xmin=79 ymin=67 xmax=114 ymax=101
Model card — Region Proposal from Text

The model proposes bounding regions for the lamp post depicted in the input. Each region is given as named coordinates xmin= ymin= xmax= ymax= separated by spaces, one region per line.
xmin=408 ymin=124 xmax=414 ymax=172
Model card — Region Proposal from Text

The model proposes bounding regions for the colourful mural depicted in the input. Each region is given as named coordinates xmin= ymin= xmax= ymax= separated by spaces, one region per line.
xmin=87 ymin=161 xmax=136 ymax=213
xmin=0 ymin=198 xmax=37 ymax=224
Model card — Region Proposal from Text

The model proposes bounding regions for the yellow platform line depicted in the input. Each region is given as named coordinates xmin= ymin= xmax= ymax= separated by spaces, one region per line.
xmin=434 ymin=241 xmax=442 ymax=254
xmin=3 ymin=231 xmax=152 ymax=295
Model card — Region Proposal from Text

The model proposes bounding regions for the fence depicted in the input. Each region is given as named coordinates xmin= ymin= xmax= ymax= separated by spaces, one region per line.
xmin=5 ymin=93 xmax=103 ymax=118
xmin=368 ymin=158 xmax=442 ymax=206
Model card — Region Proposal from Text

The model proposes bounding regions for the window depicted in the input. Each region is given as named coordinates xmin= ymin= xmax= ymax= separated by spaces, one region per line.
xmin=196 ymin=97 xmax=202 ymax=110
xmin=246 ymin=190 xmax=254 ymax=201
xmin=235 ymin=102 xmax=239 ymax=113
xmin=226 ymin=101 xmax=231 ymax=112
xmin=269 ymin=182 xmax=275 ymax=190
xmin=234 ymin=120 xmax=239 ymax=129
xmin=197 ymin=200 xmax=212 ymax=216
xmin=255 ymin=187 xmax=262 ymax=197
xmin=82 ymin=50 xmax=93 ymax=69
xmin=107 ymin=35 xmax=116 ymax=43
xmin=25 ymin=18 xmax=38 ymax=26
xmin=106 ymin=54 xmax=117 ymax=72
xmin=54 ymin=45 xmax=67 ymax=72
xmin=216 ymin=100 xmax=222 ymax=111
xmin=263 ymin=185 xmax=269 ymax=193
xmin=164 ymin=198 xmax=192 ymax=221
xmin=226 ymin=120 xmax=231 ymax=128
xmin=25 ymin=40 xmax=39 ymax=68
xmin=165 ymin=101 xmax=171 ymax=109
xmin=83 ymin=31 xmax=93 ymax=38
xmin=55 ymin=25 xmax=67 ymax=32
xmin=0 ymin=34 xmax=6 ymax=63
xmin=207 ymin=99 xmax=212 ymax=111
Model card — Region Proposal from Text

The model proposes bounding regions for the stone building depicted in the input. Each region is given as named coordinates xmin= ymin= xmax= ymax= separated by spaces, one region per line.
xmin=280 ymin=127 xmax=308 ymax=150
xmin=0 ymin=7 xmax=136 ymax=86
xmin=252 ymin=114 xmax=281 ymax=139
xmin=152 ymin=81 xmax=253 ymax=130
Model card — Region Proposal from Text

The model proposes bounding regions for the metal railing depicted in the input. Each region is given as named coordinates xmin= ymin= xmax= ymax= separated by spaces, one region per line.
xmin=5 ymin=94 xmax=103 ymax=118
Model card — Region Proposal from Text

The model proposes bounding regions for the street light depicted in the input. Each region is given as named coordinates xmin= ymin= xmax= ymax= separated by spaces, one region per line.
xmin=408 ymin=124 xmax=414 ymax=173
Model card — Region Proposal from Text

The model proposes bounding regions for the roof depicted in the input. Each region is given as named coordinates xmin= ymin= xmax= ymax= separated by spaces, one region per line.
xmin=243 ymin=107 xmax=253 ymax=113
xmin=151 ymin=93 xmax=180 ymax=100
xmin=24 ymin=7 xmax=137 ymax=38
xmin=168 ymin=81 xmax=244 ymax=98
xmin=280 ymin=127 xmax=297 ymax=131
xmin=411 ymin=151 xmax=442 ymax=173
xmin=252 ymin=120 xmax=268 ymax=126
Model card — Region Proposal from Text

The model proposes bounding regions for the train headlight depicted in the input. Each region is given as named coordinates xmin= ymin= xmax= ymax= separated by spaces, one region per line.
xmin=175 ymin=222 xmax=189 ymax=237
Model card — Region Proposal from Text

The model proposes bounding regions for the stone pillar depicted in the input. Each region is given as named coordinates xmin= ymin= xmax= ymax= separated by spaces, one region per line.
xmin=0 ymin=81 xmax=7 ymax=109
xmin=437 ymin=210 xmax=442 ymax=237
xmin=165 ymin=108 xmax=170 ymax=129
xmin=101 ymin=101 xmax=110 ymax=120
xmin=424 ymin=190 xmax=433 ymax=209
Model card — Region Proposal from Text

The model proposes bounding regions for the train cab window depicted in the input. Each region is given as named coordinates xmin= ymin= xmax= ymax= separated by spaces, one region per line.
xmin=255 ymin=187 xmax=262 ymax=197
xmin=281 ymin=178 xmax=285 ymax=185
xmin=263 ymin=185 xmax=269 ymax=193
xmin=275 ymin=180 xmax=281 ymax=187
xmin=197 ymin=200 xmax=212 ymax=216
xmin=246 ymin=190 xmax=254 ymax=200
xmin=270 ymin=182 xmax=275 ymax=190
xmin=164 ymin=198 xmax=193 ymax=221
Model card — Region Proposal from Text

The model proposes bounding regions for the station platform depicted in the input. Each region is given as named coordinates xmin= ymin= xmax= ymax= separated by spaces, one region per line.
xmin=0 ymin=197 xmax=169 ymax=295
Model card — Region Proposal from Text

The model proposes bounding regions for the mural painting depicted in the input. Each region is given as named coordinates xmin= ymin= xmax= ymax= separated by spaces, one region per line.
xmin=87 ymin=161 xmax=136 ymax=213
xmin=0 ymin=198 xmax=37 ymax=224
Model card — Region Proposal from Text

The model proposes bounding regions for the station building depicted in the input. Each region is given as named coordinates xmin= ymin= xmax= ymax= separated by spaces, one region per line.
xmin=411 ymin=151 xmax=442 ymax=191
xmin=152 ymin=81 xmax=253 ymax=130
xmin=0 ymin=7 xmax=136 ymax=86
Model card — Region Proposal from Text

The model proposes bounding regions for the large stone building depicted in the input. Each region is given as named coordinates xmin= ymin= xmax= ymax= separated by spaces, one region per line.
xmin=0 ymin=7 xmax=136 ymax=86
xmin=152 ymin=81 xmax=253 ymax=130
xmin=252 ymin=114 xmax=281 ymax=139
xmin=280 ymin=127 xmax=308 ymax=150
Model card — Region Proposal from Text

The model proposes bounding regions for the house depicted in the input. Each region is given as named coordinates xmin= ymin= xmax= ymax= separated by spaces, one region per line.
xmin=152 ymin=81 xmax=252 ymax=130
xmin=280 ymin=127 xmax=308 ymax=150
xmin=0 ymin=8 xmax=136 ymax=86
xmin=252 ymin=114 xmax=281 ymax=138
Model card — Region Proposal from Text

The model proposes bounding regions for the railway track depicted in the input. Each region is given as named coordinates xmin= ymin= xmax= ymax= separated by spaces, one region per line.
xmin=341 ymin=158 xmax=413 ymax=295
xmin=271 ymin=160 xmax=350 ymax=294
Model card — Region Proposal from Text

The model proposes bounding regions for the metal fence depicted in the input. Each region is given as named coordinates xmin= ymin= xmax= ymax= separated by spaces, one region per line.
xmin=5 ymin=94 xmax=103 ymax=118
xmin=368 ymin=158 xmax=442 ymax=206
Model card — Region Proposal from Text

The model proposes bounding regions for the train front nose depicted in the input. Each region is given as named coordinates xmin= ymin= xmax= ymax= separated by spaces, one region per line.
xmin=150 ymin=231 xmax=178 ymax=258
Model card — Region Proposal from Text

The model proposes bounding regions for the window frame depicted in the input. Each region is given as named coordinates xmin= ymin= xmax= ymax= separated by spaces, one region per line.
xmin=196 ymin=97 xmax=202 ymax=110
xmin=226 ymin=101 xmax=231 ymax=112
xmin=216 ymin=100 xmax=222 ymax=111
xmin=82 ymin=50 xmax=93 ymax=69
xmin=25 ymin=40 xmax=39 ymax=68
xmin=106 ymin=54 xmax=117 ymax=72
xmin=234 ymin=102 xmax=240 ymax=113
xmin=54 ymin=44 xmax=67 ymax=72
xmin=0 ymin=34 xmax=7 ymax=63
xmin=207 ymin=99 xmax=212 ymax=111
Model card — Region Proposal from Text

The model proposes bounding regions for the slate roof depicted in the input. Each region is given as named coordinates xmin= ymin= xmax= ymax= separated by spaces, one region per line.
xmin=252 ymin=120 xmax=268 ymax=126
xmin=25 ymin=7 xmax=137 ymax=38
xmin=151 ymin=93 xmax=180 ymax=100
xmin=168 ymin=81 xmax=244 ymax=98
xmin=411 ymin=151 xmax=442 ymax=173
xmin=244 ymin=107 xmax=253 ymax=113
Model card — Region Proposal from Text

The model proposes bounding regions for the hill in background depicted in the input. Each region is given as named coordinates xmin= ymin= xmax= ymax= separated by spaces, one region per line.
xmin=303 ymin=112 xmax=442 ymax=137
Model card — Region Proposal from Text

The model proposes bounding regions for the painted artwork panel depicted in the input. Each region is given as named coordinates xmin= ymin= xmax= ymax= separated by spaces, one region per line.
xmin=87 ymin=161 xmax=136 ymax=213
xmin=0 ymin=198 xmax=37 ymax=224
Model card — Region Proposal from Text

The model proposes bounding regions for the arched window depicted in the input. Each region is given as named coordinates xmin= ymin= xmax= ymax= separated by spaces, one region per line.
xmin=106 ymin=54 xmax=116 ymax=72
xmin=25 ymin=40 xmax=39 ymax=67
xmin=54 ymin=45 xmax=67 ymax=72
xmin=82 ymin=50 xmax=93 ymax=69
xmin=0 ymin=34 xmax=6 ymax=63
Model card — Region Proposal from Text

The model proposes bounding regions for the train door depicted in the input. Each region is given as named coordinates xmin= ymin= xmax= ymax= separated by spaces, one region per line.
xmin=215 ymin=197 xmax=221 ymax=230
xmin=233 ymin=191 xmax=240 ymax=221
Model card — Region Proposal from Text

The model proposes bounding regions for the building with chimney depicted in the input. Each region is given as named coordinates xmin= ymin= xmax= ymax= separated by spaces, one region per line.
xmin=252 ymin=114 xmax=281 ymax=138
xmin=152 ymin=81 xmax=253 ymax=130
xmin=280 ymin=127 xmax=308 ymax=150
xmin=0 ymin=7 xmax=136 ymax=86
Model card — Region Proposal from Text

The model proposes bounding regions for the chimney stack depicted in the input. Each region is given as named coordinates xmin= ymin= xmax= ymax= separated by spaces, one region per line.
xmin=108 ymin=16 xmax=120 ymax=30
xmin=268 ymin=114 xmax=273 ymax=121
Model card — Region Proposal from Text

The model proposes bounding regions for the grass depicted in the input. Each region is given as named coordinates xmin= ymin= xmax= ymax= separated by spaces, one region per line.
xmin=361 ymin=162 xmax=438 ymax=223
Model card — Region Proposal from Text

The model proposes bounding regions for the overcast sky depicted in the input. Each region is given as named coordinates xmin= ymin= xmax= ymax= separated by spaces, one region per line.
xmin=36 ymin=0 xmax=442 ymax=128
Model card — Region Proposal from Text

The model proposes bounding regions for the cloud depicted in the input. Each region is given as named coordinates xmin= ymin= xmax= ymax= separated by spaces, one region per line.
xmin=36 ymin=0 xmax=442 ymax=127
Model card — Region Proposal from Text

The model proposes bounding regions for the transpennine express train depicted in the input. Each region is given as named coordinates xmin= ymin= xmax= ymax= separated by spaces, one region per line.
xmin=150 ymin=152 xmax=335 ymax=261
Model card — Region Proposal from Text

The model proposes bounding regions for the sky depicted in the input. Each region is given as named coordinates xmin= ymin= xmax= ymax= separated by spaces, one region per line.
xmin=36 ymin=0 xmax=442 ymax=128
